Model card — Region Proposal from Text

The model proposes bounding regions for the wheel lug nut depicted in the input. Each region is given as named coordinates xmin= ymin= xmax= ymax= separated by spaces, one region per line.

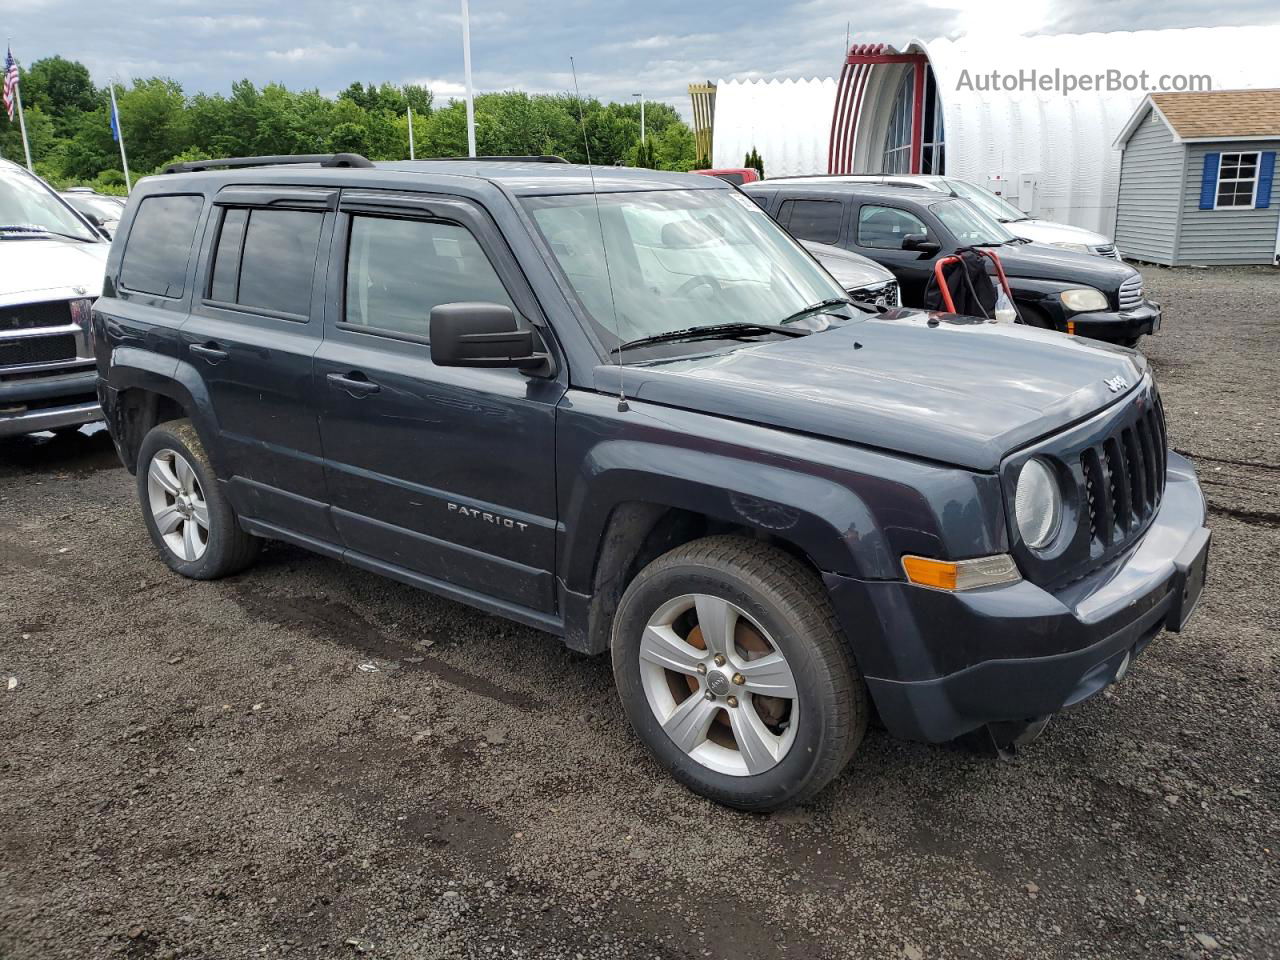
xmin=713 ymin=654 xmax=726 ymax=667
xmin=732 ymin=673 xmax=745 ymax=686
xmin=696 ymin=663 xmax=707 ymax=675
xmin=726 ymin=696 xmax=739 ymax=708
xmin=704 ymin=691 xmax=716 ymax=701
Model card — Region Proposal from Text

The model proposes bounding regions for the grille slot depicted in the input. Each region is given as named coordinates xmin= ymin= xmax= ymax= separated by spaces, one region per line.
xmin=1083 ymin=394 xmax=1167 ymax=549
xmin=1094 ymin=244 xmax=1119 ymax=259
xmin=1118 ymin=275 xmax=1143 ymax=310
xmin=0 ymin=300 xmax=73 ymax=332
xmin=0 ymin=334 xmax=77 ymax=368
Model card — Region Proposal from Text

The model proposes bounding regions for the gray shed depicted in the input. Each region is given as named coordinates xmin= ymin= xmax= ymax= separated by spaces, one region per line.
xmin=1113 ymin=90 xmax=1279 ymax=266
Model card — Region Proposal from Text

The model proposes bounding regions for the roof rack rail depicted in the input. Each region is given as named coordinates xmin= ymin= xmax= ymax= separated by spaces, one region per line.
xmin=423 ymin=155 xmax=570 ymax=164
xmin=161 ymin=153 xmax=374 ymax=174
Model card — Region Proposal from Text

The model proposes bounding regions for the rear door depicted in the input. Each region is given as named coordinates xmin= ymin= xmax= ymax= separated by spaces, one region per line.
xmin=313 ymin=190 xmax=564 ymax=614
xmin=181 ymin=185 xmax=336 ymax=542
xmin=775 ymin=196 xmax=848 ymax=248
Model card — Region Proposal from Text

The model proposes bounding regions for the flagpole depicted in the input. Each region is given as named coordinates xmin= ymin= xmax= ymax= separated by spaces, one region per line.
xmin=407 ymin=104 xmax=415 ymax=159
xmin=14 ymin=82 xmax=32 ymax=172
xmin=460 ymin=0 xmax=476 ymax=157
xmin=109 ymin=82 xmax=131 ymax=192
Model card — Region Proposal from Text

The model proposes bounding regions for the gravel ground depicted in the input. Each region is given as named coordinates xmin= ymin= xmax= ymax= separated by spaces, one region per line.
xmin=1 ymin=265 xmax=1277 ymax=960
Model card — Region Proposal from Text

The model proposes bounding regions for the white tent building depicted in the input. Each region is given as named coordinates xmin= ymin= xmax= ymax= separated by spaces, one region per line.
xmin=712 ymin=25 xmax=1280 ymax=234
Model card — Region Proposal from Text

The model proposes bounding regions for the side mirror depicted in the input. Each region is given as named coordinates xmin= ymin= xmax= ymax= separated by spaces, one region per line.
xmin=430 ymin=302 xmax=551 ymax=373
xmin=902 ymin=233 xmax=941 ymax=255
xmin=81 ymin=211 xmax=112 ymax=240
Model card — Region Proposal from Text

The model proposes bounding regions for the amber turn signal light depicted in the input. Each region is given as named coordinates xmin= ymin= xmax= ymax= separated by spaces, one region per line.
xmin=901 ymin=554 xmax=1021 ymax=592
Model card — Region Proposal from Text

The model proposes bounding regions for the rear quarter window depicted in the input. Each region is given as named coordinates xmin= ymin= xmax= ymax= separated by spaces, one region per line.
xmin=119 ymin=194 xmax=205 ymax=298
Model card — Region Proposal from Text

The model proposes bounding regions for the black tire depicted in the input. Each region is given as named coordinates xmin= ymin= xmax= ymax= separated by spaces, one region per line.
xmin=136 ymin=419 xmax=259 ymax=580
xmin=611 ymin=536 xmax=867 ymax=812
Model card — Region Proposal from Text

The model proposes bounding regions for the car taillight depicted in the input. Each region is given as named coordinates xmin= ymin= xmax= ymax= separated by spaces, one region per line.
xmin=68 ymin=297 xmax=94 ymax=353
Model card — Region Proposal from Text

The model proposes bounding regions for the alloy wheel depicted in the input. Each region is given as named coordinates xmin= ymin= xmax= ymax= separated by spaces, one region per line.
xmin=638 ymin=594 xmax=798 ymax=776
xmin=146 ymin=448 xmax=210 ymax=562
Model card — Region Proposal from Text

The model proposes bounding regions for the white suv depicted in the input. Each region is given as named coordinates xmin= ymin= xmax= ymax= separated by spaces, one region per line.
xmin=779 ymin=174 xmax=1121 ymax=260
xmin=0 ymin=159 xmax=110 ymax=436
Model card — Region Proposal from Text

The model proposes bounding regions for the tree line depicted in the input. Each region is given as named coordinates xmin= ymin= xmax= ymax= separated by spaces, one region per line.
xmin=0 ymin=56 xmax=701 ymax=194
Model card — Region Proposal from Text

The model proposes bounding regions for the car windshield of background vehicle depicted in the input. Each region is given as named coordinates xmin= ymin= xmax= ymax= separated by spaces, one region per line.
xmin=65 ymin=194 xmax=124 ymax=221
xmin=523 ymin=188 xmax=855 ymax=357
xmin=943 ymin=178 xmax=1028 ymax=222
xmin=931 ymin=199 xmax=1017 ymax=246
xmin=0 ymin=166 xmax=98 ymax=241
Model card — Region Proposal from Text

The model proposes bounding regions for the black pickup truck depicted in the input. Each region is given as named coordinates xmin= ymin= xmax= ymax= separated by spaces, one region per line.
xmin=93 ymin=155 xmax=1210 ymax=811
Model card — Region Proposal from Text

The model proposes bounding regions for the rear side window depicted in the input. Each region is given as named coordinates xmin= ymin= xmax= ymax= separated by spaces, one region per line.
xmin=120 ymin=195 xmax=204 ymax=298
xmin=344 ymin=215 xmax=515 ymax=340
xmin=208 ymin=208 xmax=323 ymax=318
xmin=779 ymin=198 xmax=843 ymax=245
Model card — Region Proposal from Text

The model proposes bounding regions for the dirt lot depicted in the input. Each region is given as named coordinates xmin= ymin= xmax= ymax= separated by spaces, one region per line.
xmin=1 ymin=266 xmax=1277 ymax=960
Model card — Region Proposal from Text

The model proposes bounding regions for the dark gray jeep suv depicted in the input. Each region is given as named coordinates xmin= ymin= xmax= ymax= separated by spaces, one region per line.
xmin=94 ymin=155 xmax=1210 ymax=811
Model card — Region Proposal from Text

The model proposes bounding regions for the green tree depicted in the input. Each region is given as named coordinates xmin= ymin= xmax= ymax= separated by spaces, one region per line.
xmin=21 ymin=57 xmax=98 ymax=138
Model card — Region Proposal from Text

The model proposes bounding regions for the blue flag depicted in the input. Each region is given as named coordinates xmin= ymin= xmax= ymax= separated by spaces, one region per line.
xmin=110 ymin=99 xmax=120 ymax=142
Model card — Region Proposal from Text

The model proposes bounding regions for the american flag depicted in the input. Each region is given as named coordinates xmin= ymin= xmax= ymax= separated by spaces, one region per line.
xmin=3 ymin=47 xmax=18 ymax=123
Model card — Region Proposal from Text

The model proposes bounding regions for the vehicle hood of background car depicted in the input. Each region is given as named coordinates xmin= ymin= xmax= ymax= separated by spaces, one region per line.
xmin=992 ymin=241 xmax=1135 ymax=289
xmin=0 ymin=238 xmax=108 ymax=305
xmin=611 ymin=312 xmax=1147 ymax=471
xmin=1008 ymin=218 xmax=1113 ymax=250
xmin=801 ymin=240 xmax=895 ymax=289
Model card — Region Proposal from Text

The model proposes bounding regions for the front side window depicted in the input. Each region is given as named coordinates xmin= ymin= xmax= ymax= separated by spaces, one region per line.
xmin=929 ymin=199 xmax=1015 ymax=246
xmin=523 ymin=188 xmax=850 ymax=355
xmin=1216 ymin=152 xmax=1259 ymax=208
xmin=208 ymin=207 xmax=323 ymax=318
xmin=120 ymin=194 xmax=204 ymax=298
xmin=779 ymin=199 xmax=843 ymax=245
xmin=856 ymin=205 xmax=929 ymax=249
xmin=344 ymin=216 xmax=515 ymax=339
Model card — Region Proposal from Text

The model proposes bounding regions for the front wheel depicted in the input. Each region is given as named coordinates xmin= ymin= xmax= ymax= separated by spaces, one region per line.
xmin=612 ymin=536 xmax=867 ymax=811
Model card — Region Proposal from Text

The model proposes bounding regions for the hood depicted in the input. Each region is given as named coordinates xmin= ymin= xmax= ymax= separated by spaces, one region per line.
xmin=1006 ymin=218 xmax=1111 ymax=248
xmin=801 ymin=240 xmax=895 ymax=289
xmin=992 ymin=241 xmax=1135 ymax=290
xmin=603 ymin=312 xmax=1147 ymax=471
xmin=0 ymin=238 xmax=108 ymax=306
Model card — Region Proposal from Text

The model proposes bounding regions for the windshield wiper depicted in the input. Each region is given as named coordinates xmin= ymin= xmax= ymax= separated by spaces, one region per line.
xmin=778 ymin=297 xmax=855 ymax=325
xmin=0 ymin=224 xmax=95 ymax=242
xmin=609 ymin=322 xmax=810 ymax=355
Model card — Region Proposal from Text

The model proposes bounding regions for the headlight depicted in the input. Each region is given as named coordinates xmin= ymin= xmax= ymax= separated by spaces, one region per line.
xmin=1059 ymin=287 xmax=1109 ymax=312
xmin=1051 ymin=242 xmax=1091 ymax=253
xmin=1014 ymin=458 xmax=1062 ymax=549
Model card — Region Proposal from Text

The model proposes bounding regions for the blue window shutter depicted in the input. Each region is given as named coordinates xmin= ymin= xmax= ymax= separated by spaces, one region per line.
xmin=1257 ymin=151 xmax=1275 ymax=209
xmin=1199 ymin=153 xmax=1220 ymax=209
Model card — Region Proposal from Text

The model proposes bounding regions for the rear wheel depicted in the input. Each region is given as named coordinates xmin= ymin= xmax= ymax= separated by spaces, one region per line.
xmin=136 ymin=419 xmax=259 ymax=580
xmin=612 ymin=536 xmax=867 ymax=811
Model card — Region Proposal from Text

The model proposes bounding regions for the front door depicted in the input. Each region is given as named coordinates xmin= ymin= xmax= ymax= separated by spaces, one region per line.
xmin=314 ymin=191 xmax=564 ymax=614
xmin=847 ymin=202 xmax=940 ymax=306
xmin=181 ymin=185 xmax=336 ymax=541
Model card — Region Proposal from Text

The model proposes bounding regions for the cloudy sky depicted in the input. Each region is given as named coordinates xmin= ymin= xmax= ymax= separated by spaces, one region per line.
xmin=9 ymin=0 xmax=1278 ymax=117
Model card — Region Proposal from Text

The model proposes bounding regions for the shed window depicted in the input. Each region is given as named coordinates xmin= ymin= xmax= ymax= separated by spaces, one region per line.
xmin=1215 ymin=153 xmax=1259 ymax=209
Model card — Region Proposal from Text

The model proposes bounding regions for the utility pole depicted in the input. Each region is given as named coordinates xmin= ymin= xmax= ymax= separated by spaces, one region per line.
xmin=633 ymin=92 xmax=645 ymax=143
xmin=407 ymin=104 xmax=416 ymax=159
xmin=461 ymin=0 xmax=476 ymax=157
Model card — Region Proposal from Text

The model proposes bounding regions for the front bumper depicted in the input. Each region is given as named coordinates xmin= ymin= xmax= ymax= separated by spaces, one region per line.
xmin=1067 ymin=300 xmax=1161 ymax=341
xmin=0 ymin=368 xmax=102 ymax=437
xmin=826 ymin=451 xmax=1208 ymax=743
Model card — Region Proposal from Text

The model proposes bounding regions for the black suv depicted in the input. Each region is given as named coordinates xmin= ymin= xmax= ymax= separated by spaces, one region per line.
xmin=743 ymin=181 xmax=1161 ymax=346
xmin=94 ymin=155 xmax=1210 ymax=811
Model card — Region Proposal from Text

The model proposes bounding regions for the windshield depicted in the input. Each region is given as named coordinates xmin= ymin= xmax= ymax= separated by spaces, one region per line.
xmin=0 ymin=166 xmax=98 ymax=241
xmin=943 ymin=178 xmax=1027 ymax=222
xmin=930 ymin=198 xmax=1016 ymax=246
xmin=64 ymin=194 xmax=124 ymax=221
xmin=522 ymin=188 xmax=852 ymax=357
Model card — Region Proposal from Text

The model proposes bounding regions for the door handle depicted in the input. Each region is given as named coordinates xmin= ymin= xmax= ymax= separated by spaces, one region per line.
xmin=326 ymin=372 xmax=381 ymax=397
xmin=189 ymin=342 xmax=228 ymax=363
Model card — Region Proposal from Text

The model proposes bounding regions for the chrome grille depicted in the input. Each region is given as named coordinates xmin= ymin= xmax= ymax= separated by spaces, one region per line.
xmin=1118 ymin=275 xmax=1143 ymax=311
xmin=850 ymin=280 xmax=899 ymax=308
xmin=0 ymin=300 xmax=72 ymax=332
xmin=1079 ymin=392 xmax=1167 ymax=549
xmin=0 ymin=334 xmax=77 ymax=368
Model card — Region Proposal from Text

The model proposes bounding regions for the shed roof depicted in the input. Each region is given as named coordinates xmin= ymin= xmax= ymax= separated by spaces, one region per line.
xmin=1116 ymin=89 xmax=1280 ymax=146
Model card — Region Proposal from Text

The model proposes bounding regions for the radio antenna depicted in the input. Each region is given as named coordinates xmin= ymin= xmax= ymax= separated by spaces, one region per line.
xmin=569 ymin=56 xmax=628 ymax=412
